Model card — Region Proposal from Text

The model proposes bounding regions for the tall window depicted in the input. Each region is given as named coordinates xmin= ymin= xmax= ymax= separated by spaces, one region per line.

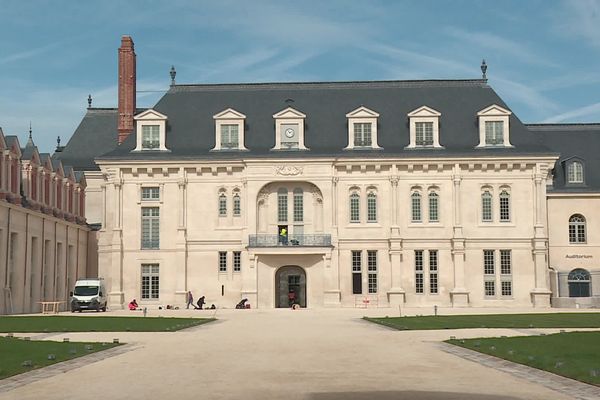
xmin=481 ymin=191 xmax=492 ymax=222
xmin=428 ymin=192 xmax=439 ymax=222
xmin=352 ymin=250 xmax=362 ymax=294
xmin=353 ymin=123 xmax=372 ymax=147
xmin=567 ymin=161 xmax=583 ymax=184
xmin=141 ymin=264 xmax=159 ymax=300
xmin=367 ymin=250 xmax=378 ymax=294
xmin=499 ymin=190 xmax=510 ymax=222
xmin=415 ymin=122 xmax=434 ymax=146
xmin=415 ymin=250 xmax=424 ymax=294
xmin=141 ymin=187 xmax=160 ymax=201
xmin=429 ymin=250 xmax=438 ymax=294
xmin=293 ymin=188 xmax=303 ymax=222
xmin=485 ymin=121 xmax=503 ymax=145
xmin=218 ymin=193 xmax=227 ymax=216
xmin=278 ymin=188 xmax=288 ymax=222
xmin=141 ymin=125 xmax=160 ymax=149
xmin=141 ymin=207 xmax=160 ymax=249
xmin=233 ymin=251 xmax=241 ymax=272
xmin=233 ymin=193 xmax=241 ymax=216
xmin=569 ymin=214 xmax=586 ymax=243
xmin=484 ymin=250 xmax=495 ymax=296
xmin=219 ymin=251 xmax=227 ymax=273
xmin=367 ymin=192 xmax=377 ymax=222
xmin=220 ymin=124 xmax=239 ymax=148
xmin=411 ymin=192 xmax=422 ymax=222
xmin=500 ymin=250 xmax=512 ymax=297
xmin=350 ymin=192 xmax=360 ymax=223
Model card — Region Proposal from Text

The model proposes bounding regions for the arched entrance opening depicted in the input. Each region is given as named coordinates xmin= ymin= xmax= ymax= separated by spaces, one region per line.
xmin=568 ymin=268 xmax=591 ymax=297
xmin=275 ymin=266 xmax=306 ymax=308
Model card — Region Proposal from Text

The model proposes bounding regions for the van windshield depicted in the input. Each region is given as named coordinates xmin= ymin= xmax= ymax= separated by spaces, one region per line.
xmin=74 ymin=286 xmax=98 ymax=296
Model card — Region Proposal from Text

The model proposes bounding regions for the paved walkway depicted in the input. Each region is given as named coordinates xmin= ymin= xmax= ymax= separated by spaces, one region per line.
xmin=1 ymin=308 xmax=597 ymax=400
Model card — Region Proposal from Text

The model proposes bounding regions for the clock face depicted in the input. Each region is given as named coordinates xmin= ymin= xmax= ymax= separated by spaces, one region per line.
xmin=285 ymin=128 xmax=295 ymax=138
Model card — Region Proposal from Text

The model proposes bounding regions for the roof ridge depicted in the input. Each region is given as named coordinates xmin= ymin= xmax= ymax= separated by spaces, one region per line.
xmin=527 ymin=123 xmax=600 ymax=131
xmin=170 ymin=79 xmax=489 ymax=92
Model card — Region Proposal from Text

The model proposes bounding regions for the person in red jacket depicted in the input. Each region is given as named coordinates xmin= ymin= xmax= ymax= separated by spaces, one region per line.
xmin=128 ymin=299 xmax=138 ymax=310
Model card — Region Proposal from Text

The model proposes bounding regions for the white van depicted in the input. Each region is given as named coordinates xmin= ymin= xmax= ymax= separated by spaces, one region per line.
xmin=70 ymin=278 xmax=107 ymax=312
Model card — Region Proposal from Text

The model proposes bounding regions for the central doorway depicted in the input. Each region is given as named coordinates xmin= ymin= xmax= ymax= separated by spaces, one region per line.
xmin=275 ymin=266 xmax=306 ymax=308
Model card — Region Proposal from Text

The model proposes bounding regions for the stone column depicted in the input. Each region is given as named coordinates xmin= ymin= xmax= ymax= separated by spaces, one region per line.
xmin=387 ymin=174 xmax=405 ymax=305
xmin=450 ymin=164 xmax=469 ymax=306
xmin=175 ymin=176 xmax=188 ymax=304
xmin=530 ymin=165 xmax=551 ymax=307
xmin=108 ymin=172 xmax=124 ymax=309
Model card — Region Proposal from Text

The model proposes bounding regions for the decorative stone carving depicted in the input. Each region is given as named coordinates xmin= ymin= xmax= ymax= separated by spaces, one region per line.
xmin=274 ymin=166 xmax=303 ymax=176
xmin=257 ymin=189 xmax=270 ymax=203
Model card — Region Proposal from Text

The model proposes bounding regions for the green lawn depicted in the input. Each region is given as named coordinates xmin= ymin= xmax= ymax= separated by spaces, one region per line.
xmin=447 ymin=331 xmax=600 ymax=386
xmin=365 ymin=313 xmax=600 ymax=330
xmin=0 ymin=336 xmax=120 ymax=379
xmin=0 ymin=316 xmax=214 ymax=333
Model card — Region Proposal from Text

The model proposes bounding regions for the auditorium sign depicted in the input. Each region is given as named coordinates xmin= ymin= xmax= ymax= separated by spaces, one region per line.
xmin=565 ymin=254 xmax=593 ymax=259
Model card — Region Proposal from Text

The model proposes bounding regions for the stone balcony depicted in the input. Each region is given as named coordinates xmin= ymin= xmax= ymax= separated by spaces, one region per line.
xmin=248 ymin=234 xmax=332 ymax=248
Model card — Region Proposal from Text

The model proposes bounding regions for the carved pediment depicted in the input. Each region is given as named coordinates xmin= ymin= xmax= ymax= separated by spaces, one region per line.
xmin=274 ymin=166 xmax=303 ymax=176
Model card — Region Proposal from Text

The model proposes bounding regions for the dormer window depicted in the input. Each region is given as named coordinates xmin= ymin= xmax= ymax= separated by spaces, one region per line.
xmin=134 ymin=109 xmax=169 ymax=151
xmin=477 ymin=104 xmax=512 ymax=147
xmin=567 ymin=161 xmax=584 ymax=184
xmin=213 ymin=108 xmax=247 ymax=151
xmin=272 ymin=107 xmax=307 ymax=150
xmin=345 ymin=106 xmax=381 ymax=150
xmin=407 ymin=106 xmax=442 ymax=148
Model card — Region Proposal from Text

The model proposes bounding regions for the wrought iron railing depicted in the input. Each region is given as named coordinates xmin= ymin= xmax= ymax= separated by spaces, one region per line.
xmin=248 ymin=234 xmax=332 ymax=247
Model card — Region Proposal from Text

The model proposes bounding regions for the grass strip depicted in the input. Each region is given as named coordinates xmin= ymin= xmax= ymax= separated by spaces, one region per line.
xmin=364 ymin=312 xmax=600 ymax=330
xmin=447 ymin=331 xmax=600 ymax=386
xmin=0 ymin=316 xmax=214 ymax=333
xmin=0 ymin=336 xmax=120 ymax=380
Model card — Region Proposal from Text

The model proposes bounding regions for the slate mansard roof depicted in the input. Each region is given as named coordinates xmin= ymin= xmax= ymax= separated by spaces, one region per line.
xmin=95 ymin=79 xmax=556 ymax=162
xmin=528 ymin=124 xmax=600 ymax=192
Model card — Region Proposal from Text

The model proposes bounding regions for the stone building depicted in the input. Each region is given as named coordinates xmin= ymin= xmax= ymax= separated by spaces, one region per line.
xmin=0 ymin=129 xmax=89 ymax=314
xmin=55 ymin=36 xmax=599 ymax=310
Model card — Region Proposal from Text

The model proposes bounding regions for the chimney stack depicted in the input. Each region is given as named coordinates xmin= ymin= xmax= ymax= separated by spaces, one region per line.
xmin=118 ymin=35 xmax=136 ymax=144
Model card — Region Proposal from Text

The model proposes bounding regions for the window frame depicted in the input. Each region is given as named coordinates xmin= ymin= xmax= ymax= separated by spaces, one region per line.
xmin=569 ymin=214 xmax=586 ymax=243
xmin=349 ymin=189 xmax=360 ymax=223
xmin=566 ymin=160 xmax=584 ymax=184
xmin=141 ymin=264 xmax=160 ymax=300
xmin=428 ymin=191 xmax=439 ymax=222
xmin=141 ymin=186 xmax=160 ymax=201
xmin=212 ymin=108 xmax=247 ymax=151
xmin=133 ymin=109 xmax=169 ymax=152
xmin=141 ymin=207 xmax=160 ymax=249
xmin=345 ymin=106 xmax=381 ymax=150
xmin=481 ymin=190 xmax=493 ymax=222
xmin=411 ymin=191 xmax=422 ymax=223
xmin=415 ymin=250 xmax=424 ymax=294
xmin=406 ymin=106 xmax=442 ymax=149
xmin=218 ymin=192 xmax=227 ymax=217
xmin=429 ymin=250 xmax=438 ymax=294
xmin=218 ymin=251 xmax=227 ymax=273
xmin=499 ymin=189 xmax=511 ymax=222
xmin=367 ymin=250 xmax=378 ymax=294
xmin=233 ymin=191 xmax=241 ymax=217
xmin=366 ymin=190 xmax=377 ymax=223
xmin=476 ymin=104 xmax=512 ymax=148
xmin=233 ymin=251 xmax=241 ymax=272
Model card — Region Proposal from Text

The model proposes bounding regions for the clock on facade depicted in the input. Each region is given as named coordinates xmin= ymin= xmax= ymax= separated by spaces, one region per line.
xmin=285 ymin=128 xmax=295 ymax=138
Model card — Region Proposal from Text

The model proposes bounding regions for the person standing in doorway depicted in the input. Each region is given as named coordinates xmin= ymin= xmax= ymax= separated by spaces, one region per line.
xmin=186 ymin=291 xmax=195 ymax=309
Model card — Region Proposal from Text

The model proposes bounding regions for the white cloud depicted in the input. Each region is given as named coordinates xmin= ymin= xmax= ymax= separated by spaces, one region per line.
xmin=444 ymin=27 xmax=558 ymax=68
xmin=542 ymin=102 xmax=600 ymax=123
xmin=0 ymin=41 xmax=62 ymax=65
xmin=555 ymin=0 xmax=600 ymax=47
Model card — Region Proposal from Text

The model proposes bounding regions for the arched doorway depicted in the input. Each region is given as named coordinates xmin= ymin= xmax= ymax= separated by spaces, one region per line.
xmin=275 ymin=266 xmax=306 ymax=308
xmin=568 ymin=268 xmax=591 ymax=297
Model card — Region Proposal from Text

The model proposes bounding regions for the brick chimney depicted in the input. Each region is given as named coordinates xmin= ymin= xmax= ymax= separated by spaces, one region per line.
xmin=118 ymin=35 xmax=136 ymax=144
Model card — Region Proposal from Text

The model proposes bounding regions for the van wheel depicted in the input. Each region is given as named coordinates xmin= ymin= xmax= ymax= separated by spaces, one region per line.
xmin=102 ymin=306 xmax=107 ymax=312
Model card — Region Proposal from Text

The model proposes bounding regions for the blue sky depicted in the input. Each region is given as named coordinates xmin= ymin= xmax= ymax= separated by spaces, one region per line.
xmin=1 ymin=0 xmax=599 ymax=153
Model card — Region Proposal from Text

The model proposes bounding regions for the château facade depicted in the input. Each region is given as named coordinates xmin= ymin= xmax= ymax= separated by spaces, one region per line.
xmin=54 ymin=36 xmax=599 ymax=310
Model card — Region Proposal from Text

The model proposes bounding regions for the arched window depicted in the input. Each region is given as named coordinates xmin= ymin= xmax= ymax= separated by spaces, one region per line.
xmin=367 ymin=191 xmax=377 ymax=222
xmin=569 ymin=214 xmax=586 ymax=243
xmin=428 ymin=191 xmax=439 ymax=222
xmin=499 ymin=189 xmax=510 ymax=222
xmin=567 ymin=161 xmax=584 ymax=184
xmin=411 ymin=191 xmax=422 ymax=222
xmin=218 ymin=192 xmax=227 ymax=216
xmin=349 ymin=191 xmax=360 ymax=223
xmin=293 ymin=188 xmax=303 ymax=222
xmin=481 ymin=190 xmax=492 ymax=222
xmin=233 ymin=192 xmax=241 ymax=216
xmin=278 ymin=188 xmax=288 ymax=222
xmin=568 ymin=268 xmax=591 ymax=297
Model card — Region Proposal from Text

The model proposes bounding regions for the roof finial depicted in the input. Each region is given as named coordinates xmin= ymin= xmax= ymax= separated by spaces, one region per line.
xmin=88 ymin=94 xmax=92 ymax=108
xmin=57 ymin=136 xmax=61 ymax=147
xmin=481 ymin=59 xmax=488 ymax=80
xmin=170 ymin=65 xmax=176 ymax=86
xmin=29 ymin=121 xmax=32 ymax=138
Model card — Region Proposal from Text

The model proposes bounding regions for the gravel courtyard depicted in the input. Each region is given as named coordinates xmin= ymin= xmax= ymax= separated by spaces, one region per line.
xmin=1 ymin=307 xmax=596 ymax=400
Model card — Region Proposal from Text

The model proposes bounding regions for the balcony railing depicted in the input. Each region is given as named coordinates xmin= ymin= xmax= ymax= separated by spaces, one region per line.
xmin=248 ymin=234 xmax=332 ymax=248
